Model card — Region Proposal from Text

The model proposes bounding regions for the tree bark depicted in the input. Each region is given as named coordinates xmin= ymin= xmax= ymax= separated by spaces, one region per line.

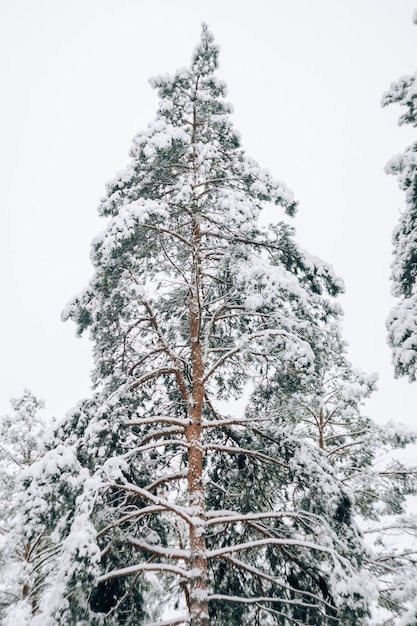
xmin=186 ymin=212 xmax=208 ymax=626
xmin=318 ymin=409 xmax=325 ymax=450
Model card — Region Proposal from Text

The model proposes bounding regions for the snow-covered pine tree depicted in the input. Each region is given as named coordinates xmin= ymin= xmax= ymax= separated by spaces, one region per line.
xmin=382 ymin=10 xmax=417 ymax=382
xmin=23 ymin=25 xmax=372 ymax=625
xmin=247 ymin=322 xmax=417 ymax=623
xmin=381 ymin=12 xmax=417 ymax=622
xmin=0 ymin=391 xmax=57 ymax=625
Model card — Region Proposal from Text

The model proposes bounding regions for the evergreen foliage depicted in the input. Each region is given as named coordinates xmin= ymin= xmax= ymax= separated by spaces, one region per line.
xmin=383 ymin=49 xmax=417 ymax=381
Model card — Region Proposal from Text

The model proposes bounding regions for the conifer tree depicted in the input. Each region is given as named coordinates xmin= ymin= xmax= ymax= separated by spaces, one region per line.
xmin=248 ymin=322 xmax=417 ymax=624
xmin=23 ymin=26 xmax=372 ymax=625
xmin=381 ymin=12 xmax=417 ymax=623
xmin=0 ymin=390 xmax=57 ymax=625
xmin=382 ymin=10 xmax=417 ymax=382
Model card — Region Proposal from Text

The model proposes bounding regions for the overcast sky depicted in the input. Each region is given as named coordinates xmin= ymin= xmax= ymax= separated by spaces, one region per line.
xmin=1 ymin=1 xmax=416 ymax=432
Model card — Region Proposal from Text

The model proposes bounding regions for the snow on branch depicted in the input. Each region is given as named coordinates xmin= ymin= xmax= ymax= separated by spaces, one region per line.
xmin=203 ymin=329 xmax=297 ymax=382
xmin=128 ymin=367 xmax=179 ymax=391
xmin=122 ymin=416 xmax=191 ymax=428
xmin=203 ymin=443 xmax=287 ymax=468
xmin=103 ymin=482 xmax=195 ymax=525
xmin=97 ymin=505 xmax=167 ymax=537
xmin=97 ymin=562 xmax=192 ymax=584
xmin=144 ymin=615 xmax=190 ymax=626
xmin=205 ymin=510 xmax=324 ymax=527
xmin=212 ymin=554 xmax=338 ymax=612
xmin=120 ymin=438 xmax=189 ymax=460
xmin=208 ymin=593 xmax=329 ymax=610
xmin=122 ymin=537 xmax=190 ymax=560
xmin=207 ymin=537 xmax=340 ymax=560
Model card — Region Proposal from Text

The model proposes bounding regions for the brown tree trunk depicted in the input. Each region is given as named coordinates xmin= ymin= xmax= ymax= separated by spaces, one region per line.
xmin=186 ymin=212 xmax=208 ymax=626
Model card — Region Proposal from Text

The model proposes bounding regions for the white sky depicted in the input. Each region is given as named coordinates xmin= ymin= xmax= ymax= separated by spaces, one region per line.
xmin=1 ymin=0 xmax=416 ymax=432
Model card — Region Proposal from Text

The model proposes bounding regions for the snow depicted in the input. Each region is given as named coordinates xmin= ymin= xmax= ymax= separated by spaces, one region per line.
xmin=132 ymin=117 xmax=191 ymax=152
xmin=387 ymin=294 xmax=417 ymax=380
xmin=237 ymin=257 xmax=310 ymax=309
xmin=93 ymin=198 xmax=170 ymax=264
xmin=145 ymin=616 xmax=190 ymax=626
xmin=102 ymin=455 xmax=130 ymax=482
xmin=2 ymin=601 xmax=32 ymax=626
xmin=21 ymin=444 xmax=79 ymax=483
xmin=189 ymin=588 xmax=208 ymax=601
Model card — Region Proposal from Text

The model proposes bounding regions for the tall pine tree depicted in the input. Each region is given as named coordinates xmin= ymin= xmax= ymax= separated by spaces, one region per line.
xmin=22 ymin=26 xmax=371 ymax=625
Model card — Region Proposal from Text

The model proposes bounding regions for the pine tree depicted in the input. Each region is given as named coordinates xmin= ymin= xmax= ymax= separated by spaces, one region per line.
xmin=382 ymin=10 xmax=417 ymax=382
xmin=248 ymin=322 xmax=417 ymax=623
xmin=380 ymin=11 xmax=417 ymax=622
xmin=23 ymin=25 xmax=372 ymax=625
xmin=0 ymin=390 xmax=57 ymax=625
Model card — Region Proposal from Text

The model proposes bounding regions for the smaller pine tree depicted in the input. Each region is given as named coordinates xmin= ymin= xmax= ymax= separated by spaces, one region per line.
xmin=381 ymin=12 xmax=417 ymax=620
xmin=382 ymin=12 xmax=417 ymax=381
xmin=248 ymin=321 xmax=417 ymax=623
xmin=0 ymin=390 xmax=58 ymax=625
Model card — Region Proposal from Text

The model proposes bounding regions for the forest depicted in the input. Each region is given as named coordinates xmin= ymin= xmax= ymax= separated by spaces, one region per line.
xmin=1 ymin=12 xmax=417 ymax=626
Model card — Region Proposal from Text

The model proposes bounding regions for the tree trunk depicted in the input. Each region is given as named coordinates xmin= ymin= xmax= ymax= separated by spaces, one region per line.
xmin=318 ymin=409 xmax=325 ymax=450
xmin=186 ymin=213 xmax=208 ymax=626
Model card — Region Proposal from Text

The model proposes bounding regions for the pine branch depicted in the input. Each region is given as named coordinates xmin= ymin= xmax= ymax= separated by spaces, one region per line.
xmin=144 ymin=615 xmax=190 ymax=626
xmin=203 ymin=329 xmax=294 ymax=382
xmin=144 ymin=470 xmax=188 ymax=492
xmin=97 ymin=505 xmax=167 ymax=537
xmin=213 ymin=555 xmax=338 ymax=613
xmin=121 ymin=438 xmax=189 ymax=460
xmin=208 ymin=592 xmax=333 ymax=612
xmin=97 ymin=562 xmax=192 ymax=584
xmin=206 ymin=509 xmax=324 ymax=528
xmin=136 ymin=427 xmax=186 ymax=448
xmin=122 ymin=537 xmax=190 ymax=560
xmin=203 ymin=443 xmax=287 ymax=468
xmin=122 ymin=416 xmax=191 ymax=428
xmin=128 ymin=367 xmax=179 ymax=391
xmin=103 ymin=481 xmax=195 ymax=525
xmin=207 ymin=537 xmax=340 ymax=560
